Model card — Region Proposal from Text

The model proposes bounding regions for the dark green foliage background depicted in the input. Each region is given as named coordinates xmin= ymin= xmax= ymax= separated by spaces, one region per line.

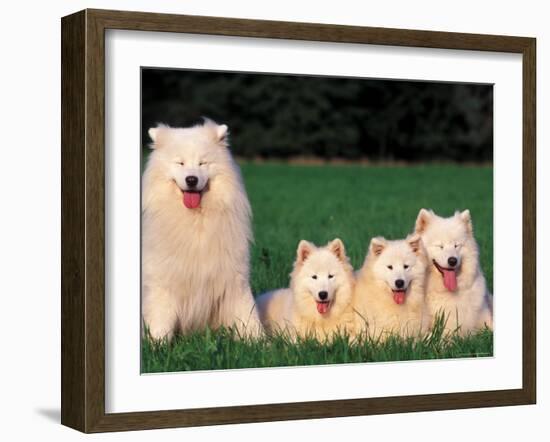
xmin=142 ymin=69 xmax=493 ymax=162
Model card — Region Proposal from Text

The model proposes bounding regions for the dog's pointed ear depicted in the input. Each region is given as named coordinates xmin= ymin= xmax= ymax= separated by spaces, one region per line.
xmin=457 ymin=209 xmax=473 ymax=233
xmin=369 ymin=237 xmax=387 ymax=257
xmin=415 ymin=208 xmax=434 ymax=234
xmin=202 ymin=117 xmax=229 ymax=144
xmin=296 ymin=240 xmax=315 ymax=265
xmin=216 ymin=124 xmax=228 ymax=142
xmin=328 ymin=238 xmax=346 ymax=262
xmin=407 ymin=233 xmax=423 ymax=255
xmin=148 ymin=124 xmax=170 ymax=148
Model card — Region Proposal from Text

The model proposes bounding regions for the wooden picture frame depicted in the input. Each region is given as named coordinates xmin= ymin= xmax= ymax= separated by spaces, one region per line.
xmin=61 ymin=8 xmax=536 ymax=433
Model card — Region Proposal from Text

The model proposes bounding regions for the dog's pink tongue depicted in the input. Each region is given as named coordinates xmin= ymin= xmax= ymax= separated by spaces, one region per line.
xmin=393 ymin=291 xmax=405 ymax=305
xmin=317 ymin=302 xmax=329 ymax=314
xmin=183 ymin=192 xmax=201 ymax=209
xmin=442 ymin=269 xmax=458 ymax=292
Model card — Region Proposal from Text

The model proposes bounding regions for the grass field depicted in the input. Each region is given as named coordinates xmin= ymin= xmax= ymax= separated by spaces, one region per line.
xmin=141 ymin=162 xmax=493 ymax=373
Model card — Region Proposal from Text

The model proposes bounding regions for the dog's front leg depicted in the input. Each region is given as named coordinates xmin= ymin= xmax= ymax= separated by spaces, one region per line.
xmin=215 ymin=279 xmax=264 ymax=338
xmin=142 ymin=286 xmax=179 ymax=341
xmin=478 ymin=303 xmax=493 ymax=330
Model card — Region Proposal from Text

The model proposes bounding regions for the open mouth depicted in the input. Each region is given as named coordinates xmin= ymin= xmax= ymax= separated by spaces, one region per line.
xmin=433 ymin=260 xmax=458 ymax=292
xmin=182 ymin=190 xmax=202 ymax=209
xmin=391 ymin=289 xmax=407 ymax=305
xmin=316 ymin=301 xmax=331 ymax=315
xmin=175 ymin=179 xmax=208 ymax=209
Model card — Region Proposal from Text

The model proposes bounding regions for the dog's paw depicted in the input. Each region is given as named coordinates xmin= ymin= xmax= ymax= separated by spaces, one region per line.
xmin=145 ymin=325 xmax=174 ymax=342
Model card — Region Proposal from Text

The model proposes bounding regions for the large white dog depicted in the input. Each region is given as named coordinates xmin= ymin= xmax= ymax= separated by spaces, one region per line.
xmin=141 ymin=120 xmax=262 ymax=340
xmin=414 ymin=209 xmax=493 ymax=335
xmin=256 ymin=239 xmax=356 ymax=341
xmin=354 ymin=234 xmax=430 ymax=340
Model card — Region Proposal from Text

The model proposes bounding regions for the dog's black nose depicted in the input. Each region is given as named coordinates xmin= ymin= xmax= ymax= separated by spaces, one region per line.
xmin=395 ymin=279 xmax=405 ymax=289
xmin=448 ymin=257 xmax=458 ymax=267
xmin=318 ymin=291 xmax=328 ymax=300
xmin=185 ymin=176 xmax=198 ymax=187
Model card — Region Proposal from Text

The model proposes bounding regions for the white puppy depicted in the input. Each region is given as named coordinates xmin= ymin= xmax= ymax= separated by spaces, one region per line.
xmin=141 ymin=120 xmax=262 ymax=340
xmin=414 ymin=209 xmax=493 ymax=335
xmin=354 ymin=234 xmax=430 ymax=340
xmin=256 ymin=239 xmax=356 ymax=341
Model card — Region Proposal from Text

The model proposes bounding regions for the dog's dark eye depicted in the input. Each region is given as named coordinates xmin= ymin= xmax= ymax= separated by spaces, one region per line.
xmin=404 ymin=265 xmax=409 ymax=269
xmin=438 ymin=245 xmax=444 ymax=249
xmin=387 ymin=265 xmax=393 ymax=270
xmin=177 ymin=161 xmax=184 ymax=166
xmin=312 ymin=275 xmax=317 ymax=280
xmin=199 ymin=161 xmax=207 ymax=166
xmin=328 ymin=274 xmax=334 ymax=279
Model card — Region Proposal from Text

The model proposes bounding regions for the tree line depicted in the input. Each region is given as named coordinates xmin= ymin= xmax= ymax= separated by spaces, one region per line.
xmin=142 ymin=69 xmax=492 ymax=162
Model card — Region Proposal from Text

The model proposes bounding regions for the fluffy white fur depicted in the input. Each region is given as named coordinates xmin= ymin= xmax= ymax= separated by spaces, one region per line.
xmin=354 ymin=234 xmax=430 ymax=339
xmin=414 ymin=209 xmax=493 ymax=336
xmin=256 ymin=239 xmax=356 ymax=341
xmin=141 ymin=120 xmax=262 ymax=340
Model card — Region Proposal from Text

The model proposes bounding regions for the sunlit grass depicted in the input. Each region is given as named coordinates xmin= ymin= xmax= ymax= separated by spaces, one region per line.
xmin=142 ymin=314 xmax=493 ymax=373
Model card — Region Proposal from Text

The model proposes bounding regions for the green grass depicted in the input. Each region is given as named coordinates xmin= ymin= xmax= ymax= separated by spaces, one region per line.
xmin=244 ymin=162 xmax=493 ymax=295
xmin=142 ymin=163 xmax=493 ymax=372
xmin=142 ymin=318 xmax=493 ymax=373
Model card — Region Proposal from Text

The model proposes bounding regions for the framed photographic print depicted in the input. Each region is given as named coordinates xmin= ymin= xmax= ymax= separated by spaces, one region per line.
xmin=61 ymin=9 xmax=536 ymax=433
